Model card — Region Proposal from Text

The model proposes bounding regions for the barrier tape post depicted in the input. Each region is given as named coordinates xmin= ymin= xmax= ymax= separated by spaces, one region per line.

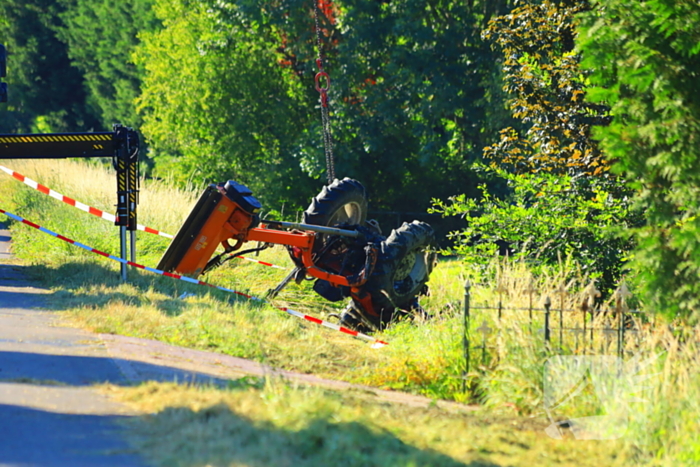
xmin=114 ymin=136 xmax=128 ymax=281
xmin=126 ymin=128 xmax=139 ymax=264
xmin=112 ymin=125 xmax=139 ymax=281
xmin=0 ymin=207 xmax=388 ymax=348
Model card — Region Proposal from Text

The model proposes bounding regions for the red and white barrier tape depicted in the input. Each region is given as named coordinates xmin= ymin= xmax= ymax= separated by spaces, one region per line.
xmin=0 ymin=165 xmax=173 ymax=239
xmin=236 ymin=255 xmax=288 ymax=270
xmin=0 ymin=165 xmax=289 ymax=271
xmin=0 ymin=207 xmax=386 ymax=348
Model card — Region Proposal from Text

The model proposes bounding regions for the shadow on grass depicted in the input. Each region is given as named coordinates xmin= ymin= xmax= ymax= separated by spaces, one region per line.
xmin=129 ymin=403 xmax=494 ymax=467
xmin=19 ymin=261 xmax=259 ymax=317
xmin=0 ymin=397 xmax=492 ymax=467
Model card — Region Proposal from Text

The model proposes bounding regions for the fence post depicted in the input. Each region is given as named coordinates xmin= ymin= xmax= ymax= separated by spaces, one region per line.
xmin=615 ymin=282 xmax=631 ymax=358
xmin=557 ymin=282 xmax=566 ymax=352
xmin=462 ymin=280 xmax=471 ymax=393
xmin=615 ymin=289 xmax=622 ymax=358
xmin=620 ymin=312 xmax=626 ymax=358
xmin=496 ymin=275 xmax=506 ymax=322
xmin=582 ymin=298 xmax=588 ymax=353
xmin=527 ymin=278 xmax=535 ymax=333
xmin=544 ymin=296 xmax=551 ymax=344
xmin=559 ymin=300 xmax=564 ymax=352
xmin=478 ymin=320 xmax=492 ymax=368
xmin=559 ymin=306 xmax=564 ymax=352
xmin=583 ymin=281 xmax=601 ymax=353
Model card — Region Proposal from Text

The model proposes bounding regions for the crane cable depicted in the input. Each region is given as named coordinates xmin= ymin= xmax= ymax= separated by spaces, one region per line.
xmin=313 ymin=1 xmax=336 ymax=184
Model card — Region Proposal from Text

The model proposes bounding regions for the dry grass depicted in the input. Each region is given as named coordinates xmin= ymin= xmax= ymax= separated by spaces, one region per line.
xmin=0 ymin=158 xmax=199 ymax=234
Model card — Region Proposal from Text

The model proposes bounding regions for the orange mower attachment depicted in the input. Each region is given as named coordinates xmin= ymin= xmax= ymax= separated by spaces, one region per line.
xmin=157 ymin=178 xmax=436 ymax=332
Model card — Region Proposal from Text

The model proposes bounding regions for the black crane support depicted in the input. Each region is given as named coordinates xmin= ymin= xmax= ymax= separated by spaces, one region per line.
xmin=110 ymin=125 xmax=140 ymax=231
xmin=0 ymin=125 xmax=140 ymax=281
xmin=0 ymin=131 xmax=114 ymax=159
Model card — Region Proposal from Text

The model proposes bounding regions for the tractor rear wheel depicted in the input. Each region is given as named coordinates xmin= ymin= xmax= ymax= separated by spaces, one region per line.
xmin=357 ymin=221 xmax=436 ymax=327
xmin=303 ymin=178 xmax=367 ymax=228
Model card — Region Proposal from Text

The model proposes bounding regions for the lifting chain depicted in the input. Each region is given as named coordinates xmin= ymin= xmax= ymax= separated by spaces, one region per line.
xmin=313 ymin=1 xmax=336 ymax=184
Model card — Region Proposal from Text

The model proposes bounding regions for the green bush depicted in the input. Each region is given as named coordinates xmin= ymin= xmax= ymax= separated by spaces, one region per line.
xmin=431 ymin=165 xmax=639 ymax=294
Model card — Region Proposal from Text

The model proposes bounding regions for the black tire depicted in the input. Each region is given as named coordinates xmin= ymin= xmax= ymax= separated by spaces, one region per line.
xmin=357 ymin=221 xmax=436 ymax=327
xmin=303 ymin=178 xmax=368 ymax=227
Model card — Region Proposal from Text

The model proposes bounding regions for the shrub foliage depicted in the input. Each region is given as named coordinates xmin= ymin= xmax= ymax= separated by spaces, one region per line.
xmin=578 ymin=0 xmax=700 ymax=319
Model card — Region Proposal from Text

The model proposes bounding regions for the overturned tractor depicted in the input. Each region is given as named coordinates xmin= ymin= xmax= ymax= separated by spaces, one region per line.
xmin=157 ymin=178 xmax=436 ymax=331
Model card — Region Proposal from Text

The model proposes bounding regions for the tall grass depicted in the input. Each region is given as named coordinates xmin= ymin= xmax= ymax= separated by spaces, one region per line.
xmin=619 ymin=329 xmax=700 ymax=465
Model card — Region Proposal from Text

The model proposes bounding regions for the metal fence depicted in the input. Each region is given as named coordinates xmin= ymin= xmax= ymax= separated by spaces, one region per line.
xmin=460 ymin=280 xmax=652 ymax=390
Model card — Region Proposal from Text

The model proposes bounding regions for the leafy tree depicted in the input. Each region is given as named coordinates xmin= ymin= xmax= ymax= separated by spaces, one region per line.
xmin=56 ymin=0 xmax=159 ymax=129
xmin=137 ymin=0 xmax=517 ymax=213
xmin=482 ymin=0 xmax=611 ymax=176
xmin=247 ymin=0 xmax=513 ymax=211
xmin=431 ymin=0 xmax=641 ymax=293
xmin=327 ymin=0 xmax=499 ymax=209
xmin=230 ymin=0 xmax=511 ymax=211
xmin=135 ymin=0 xmax=316 ymax=209
xmin=0 ymin=0 xmax=99 ymax=132
xmin=578 ymin=0 xmax=700 ymax=320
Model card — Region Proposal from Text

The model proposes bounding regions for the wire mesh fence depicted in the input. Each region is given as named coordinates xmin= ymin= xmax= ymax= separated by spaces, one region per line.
xmin=459 ymin=279 xmax=655 ymax=391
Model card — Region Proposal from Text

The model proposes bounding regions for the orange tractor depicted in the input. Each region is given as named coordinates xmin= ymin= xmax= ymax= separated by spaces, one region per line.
xmin=157 ymin=178 xmax=436 ymax=331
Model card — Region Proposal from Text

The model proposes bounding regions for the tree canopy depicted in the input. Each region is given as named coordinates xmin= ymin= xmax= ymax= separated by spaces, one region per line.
xmin=482 ymin=0 xmax=610 ymax=176
xmin=135 ymin=0 xmax=315 ymax=208
xmin=1 ymin=0 xmax=518 ymax=212
xmin=57 ymin=0 xmax=159 ymax=129
xmin=0 ymin=0 xmax=99 ymax=132
xmin=136 ymin=0 xmax=515 ymax=210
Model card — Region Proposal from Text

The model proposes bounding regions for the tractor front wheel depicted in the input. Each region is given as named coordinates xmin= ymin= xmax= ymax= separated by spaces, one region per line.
xmin=303 ymin=178 xmax=368 ymax=228
xmin=355 ymin=220 xmax=436 ymax=328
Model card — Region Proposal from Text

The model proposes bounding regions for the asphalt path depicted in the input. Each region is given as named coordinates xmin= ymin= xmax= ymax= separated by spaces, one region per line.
xmin=0 ymin=221 xmax=147 ymax=467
